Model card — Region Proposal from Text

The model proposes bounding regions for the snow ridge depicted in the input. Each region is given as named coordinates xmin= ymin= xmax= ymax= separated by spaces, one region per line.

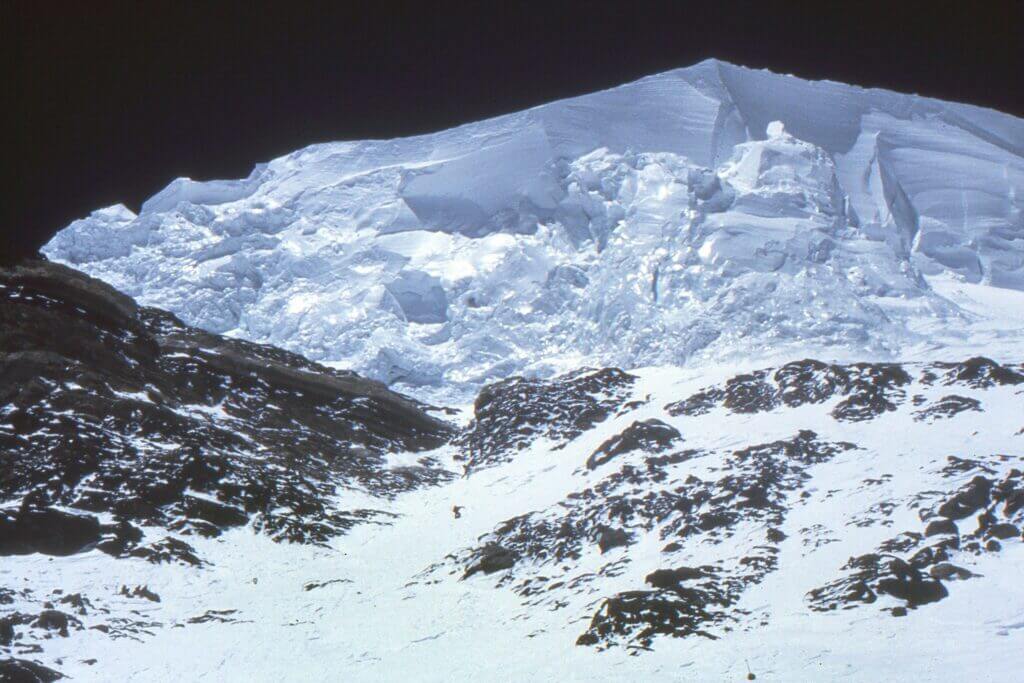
xmin=42 ymin=60 xmax=1024 ymax=397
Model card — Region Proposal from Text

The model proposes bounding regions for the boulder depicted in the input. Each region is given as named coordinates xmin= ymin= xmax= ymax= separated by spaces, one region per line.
xmin=463 ymin=544 xmax=518 ymax=579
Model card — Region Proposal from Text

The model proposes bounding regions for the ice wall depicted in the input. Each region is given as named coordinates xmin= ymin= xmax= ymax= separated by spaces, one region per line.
xmin=43 ymin=60 xmax=1024 ymax=393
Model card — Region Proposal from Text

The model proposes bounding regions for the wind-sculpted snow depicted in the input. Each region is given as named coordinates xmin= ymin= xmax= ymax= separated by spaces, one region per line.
xmin=42 ymin=60 xmax=1024 ymax=394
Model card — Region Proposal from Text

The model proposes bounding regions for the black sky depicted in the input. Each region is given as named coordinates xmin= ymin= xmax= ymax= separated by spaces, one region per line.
xmin=6 ymin=1 xmax=1022 ymax=264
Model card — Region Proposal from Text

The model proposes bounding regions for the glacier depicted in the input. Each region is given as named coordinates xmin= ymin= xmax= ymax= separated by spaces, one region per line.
xmin=9 ymin=55 xmax=1024 ymax=681
xmin=43 ymin=59 xmax=1024 ymax=397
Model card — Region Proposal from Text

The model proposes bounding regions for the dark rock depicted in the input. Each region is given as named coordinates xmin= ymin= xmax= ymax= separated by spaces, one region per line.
xmin=459 ymin=368 xmax=635 ymax=471
xmin=120 ymin=585 xmax=161 ymax=602
xmin=986 ymin=539 xmax=1002 ymax=552
xmin=941 ymin=456 xmax=996 ymax=478
xmin=993 ymin=471 xmax=1024 ymax=517
xmin=930 ymin=357 xmax=1024 ymax=388
xmin=0 ymin=615 xmax=17 ymax=646
xmin=985 ymin=523 xmax=1020 ymax=540
xmin=975 ymin=509 xmax=998 ymax=532
xmin=0 ymin=260 xmax=455 ymax=559
xmin=667 ymin=370 xmax=778 ymax=416
xmin=830 ymin=363 xmax=911 ymax=422
xmin=909 ymin=540 xmax=957 ymax=568
xmin=721 ymin=371 xmax=779 ymax=414
xmin=576 ymin=585 xmax=732 ymax=649
xmin=586 ymin=419 xmax=681 ymax=470
xmin=0 ymin=658 xmax=65 ymax=682
xmin=645 ymin=566 xmax=712 ymax=591
xmin=809 ymin=553 xmax=948 ymax=612
xmin=187 ymin=609 xmax=241 ymax=625
xmin=874 ymin=559 xmax=948 ymax=607
xmin=938 ymin=476 xmax=993 ymax=520
xmin=924 ymin=518 xmax=958 ymax=537
xmin=667 ymin=360 xmax=913 ymax=423
xmin=303 ymin=578 xmax=351 ymax=591
xmin=180 ymin=496 xmax=248 ymax=529
xmin=0 ymin=508 xmax=102 ymax=557
xmin=462 ymin=430 xmax=853 ymax=649
xmin=929 ymin=563 xmax=974 ymax=581
xmin=56 ymin=593 xmax=92 ymax=615
xmin=128 ymin=537 xmax=203 ymax=566
xmin=94 ymin=522 xmax=144 ymax=557
xmin=463 ymin=544 xmax=519 ymax=579
xmin=31 ymin=611 xmax=74 ymax=638
xmin=697 ymin=511 xmax=734 ymax=531
xmin=596 ymin=526 xmax=632 ymax=553
xmin=881 ymin=533 xmax=925 ymax=556
xmin=664 ymin=386 xmax=725 ymax=417
xmin=664 ymin=358 xmax=1016 ymax=428
xmin=913 ymin=395 xmax=982 ymax=422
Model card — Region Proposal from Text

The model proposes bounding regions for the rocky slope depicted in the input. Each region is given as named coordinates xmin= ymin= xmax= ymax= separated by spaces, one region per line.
xmin=5 ymin=59 xmax=1024 ymax=681
xmin=0 ymin=260 xmax=454 ymax=678
xmin=2 ymin=262 xmax=1022 ymax=681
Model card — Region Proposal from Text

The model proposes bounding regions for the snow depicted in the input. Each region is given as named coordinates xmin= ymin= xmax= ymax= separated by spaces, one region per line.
xmin=40 ymin=59 xmax=1023 ymax=401
xmin=11 ymin=58 xmax=1024 ymax=680
xmin=6 ymin=361 xmax=1023 ymax=680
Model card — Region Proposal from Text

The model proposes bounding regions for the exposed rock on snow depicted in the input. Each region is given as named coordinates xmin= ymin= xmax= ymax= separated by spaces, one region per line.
xmin=0 ymin=261 xmax=455 ymax=563
xmin=6 ymin=59 xmax=1024 ymax=681
xmin=586 ymin=418 xmax=682 ymax=470
xmin=457 ymin=367 xmax=635 ymax=471
xmin=809 ymin=463 xmax=1024 ymax=614
xmin=2 ymin=324 xmax=1023 ymax=677
xmin=419 ymin=359 xmax=1023 ymax=657
xmin=0 ymin=658 xmax=65 ymax=682
xmin=666 ymin=357 xmax=1023 ymax=423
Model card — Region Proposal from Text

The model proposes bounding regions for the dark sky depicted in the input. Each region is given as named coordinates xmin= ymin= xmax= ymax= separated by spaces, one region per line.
xmin=6 ymin=1 xmax=1022 ymax=263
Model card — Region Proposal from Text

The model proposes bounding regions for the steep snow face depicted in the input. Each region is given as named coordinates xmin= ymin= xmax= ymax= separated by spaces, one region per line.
xmin=43 ymin=60 xmax=1024 ymax=395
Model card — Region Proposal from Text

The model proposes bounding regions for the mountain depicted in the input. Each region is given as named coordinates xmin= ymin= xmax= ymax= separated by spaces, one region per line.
xmin=2 ymin=261 xmax=1022 ymax=680
xmin=0 ymin=261 xmax=454 ymax=679
xmin=5 ymin=60 xmax=1024 ymax=680
xmin=41 ymin=59 xmax=1024 ymax=400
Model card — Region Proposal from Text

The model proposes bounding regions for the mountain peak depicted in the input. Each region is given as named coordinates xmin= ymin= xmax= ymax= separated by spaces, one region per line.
xmin=42 ymin=65 xmax=1024 ymax=399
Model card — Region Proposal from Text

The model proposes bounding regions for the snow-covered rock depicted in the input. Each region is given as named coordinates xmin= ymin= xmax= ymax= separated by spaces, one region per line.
xmin=42 ymin=59 xmax=1024 ymax=399
xmin=3 ymin=261 xmax=1024 ymax=681
xmin=0 ymin=261 xmax=453 ymax=555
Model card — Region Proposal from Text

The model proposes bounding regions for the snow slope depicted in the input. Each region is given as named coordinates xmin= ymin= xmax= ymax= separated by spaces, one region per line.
xmin=42 ymin=59 xmax=1024 ymax=399
xmin=5 ymin=357 xmax=1023 ymax=681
